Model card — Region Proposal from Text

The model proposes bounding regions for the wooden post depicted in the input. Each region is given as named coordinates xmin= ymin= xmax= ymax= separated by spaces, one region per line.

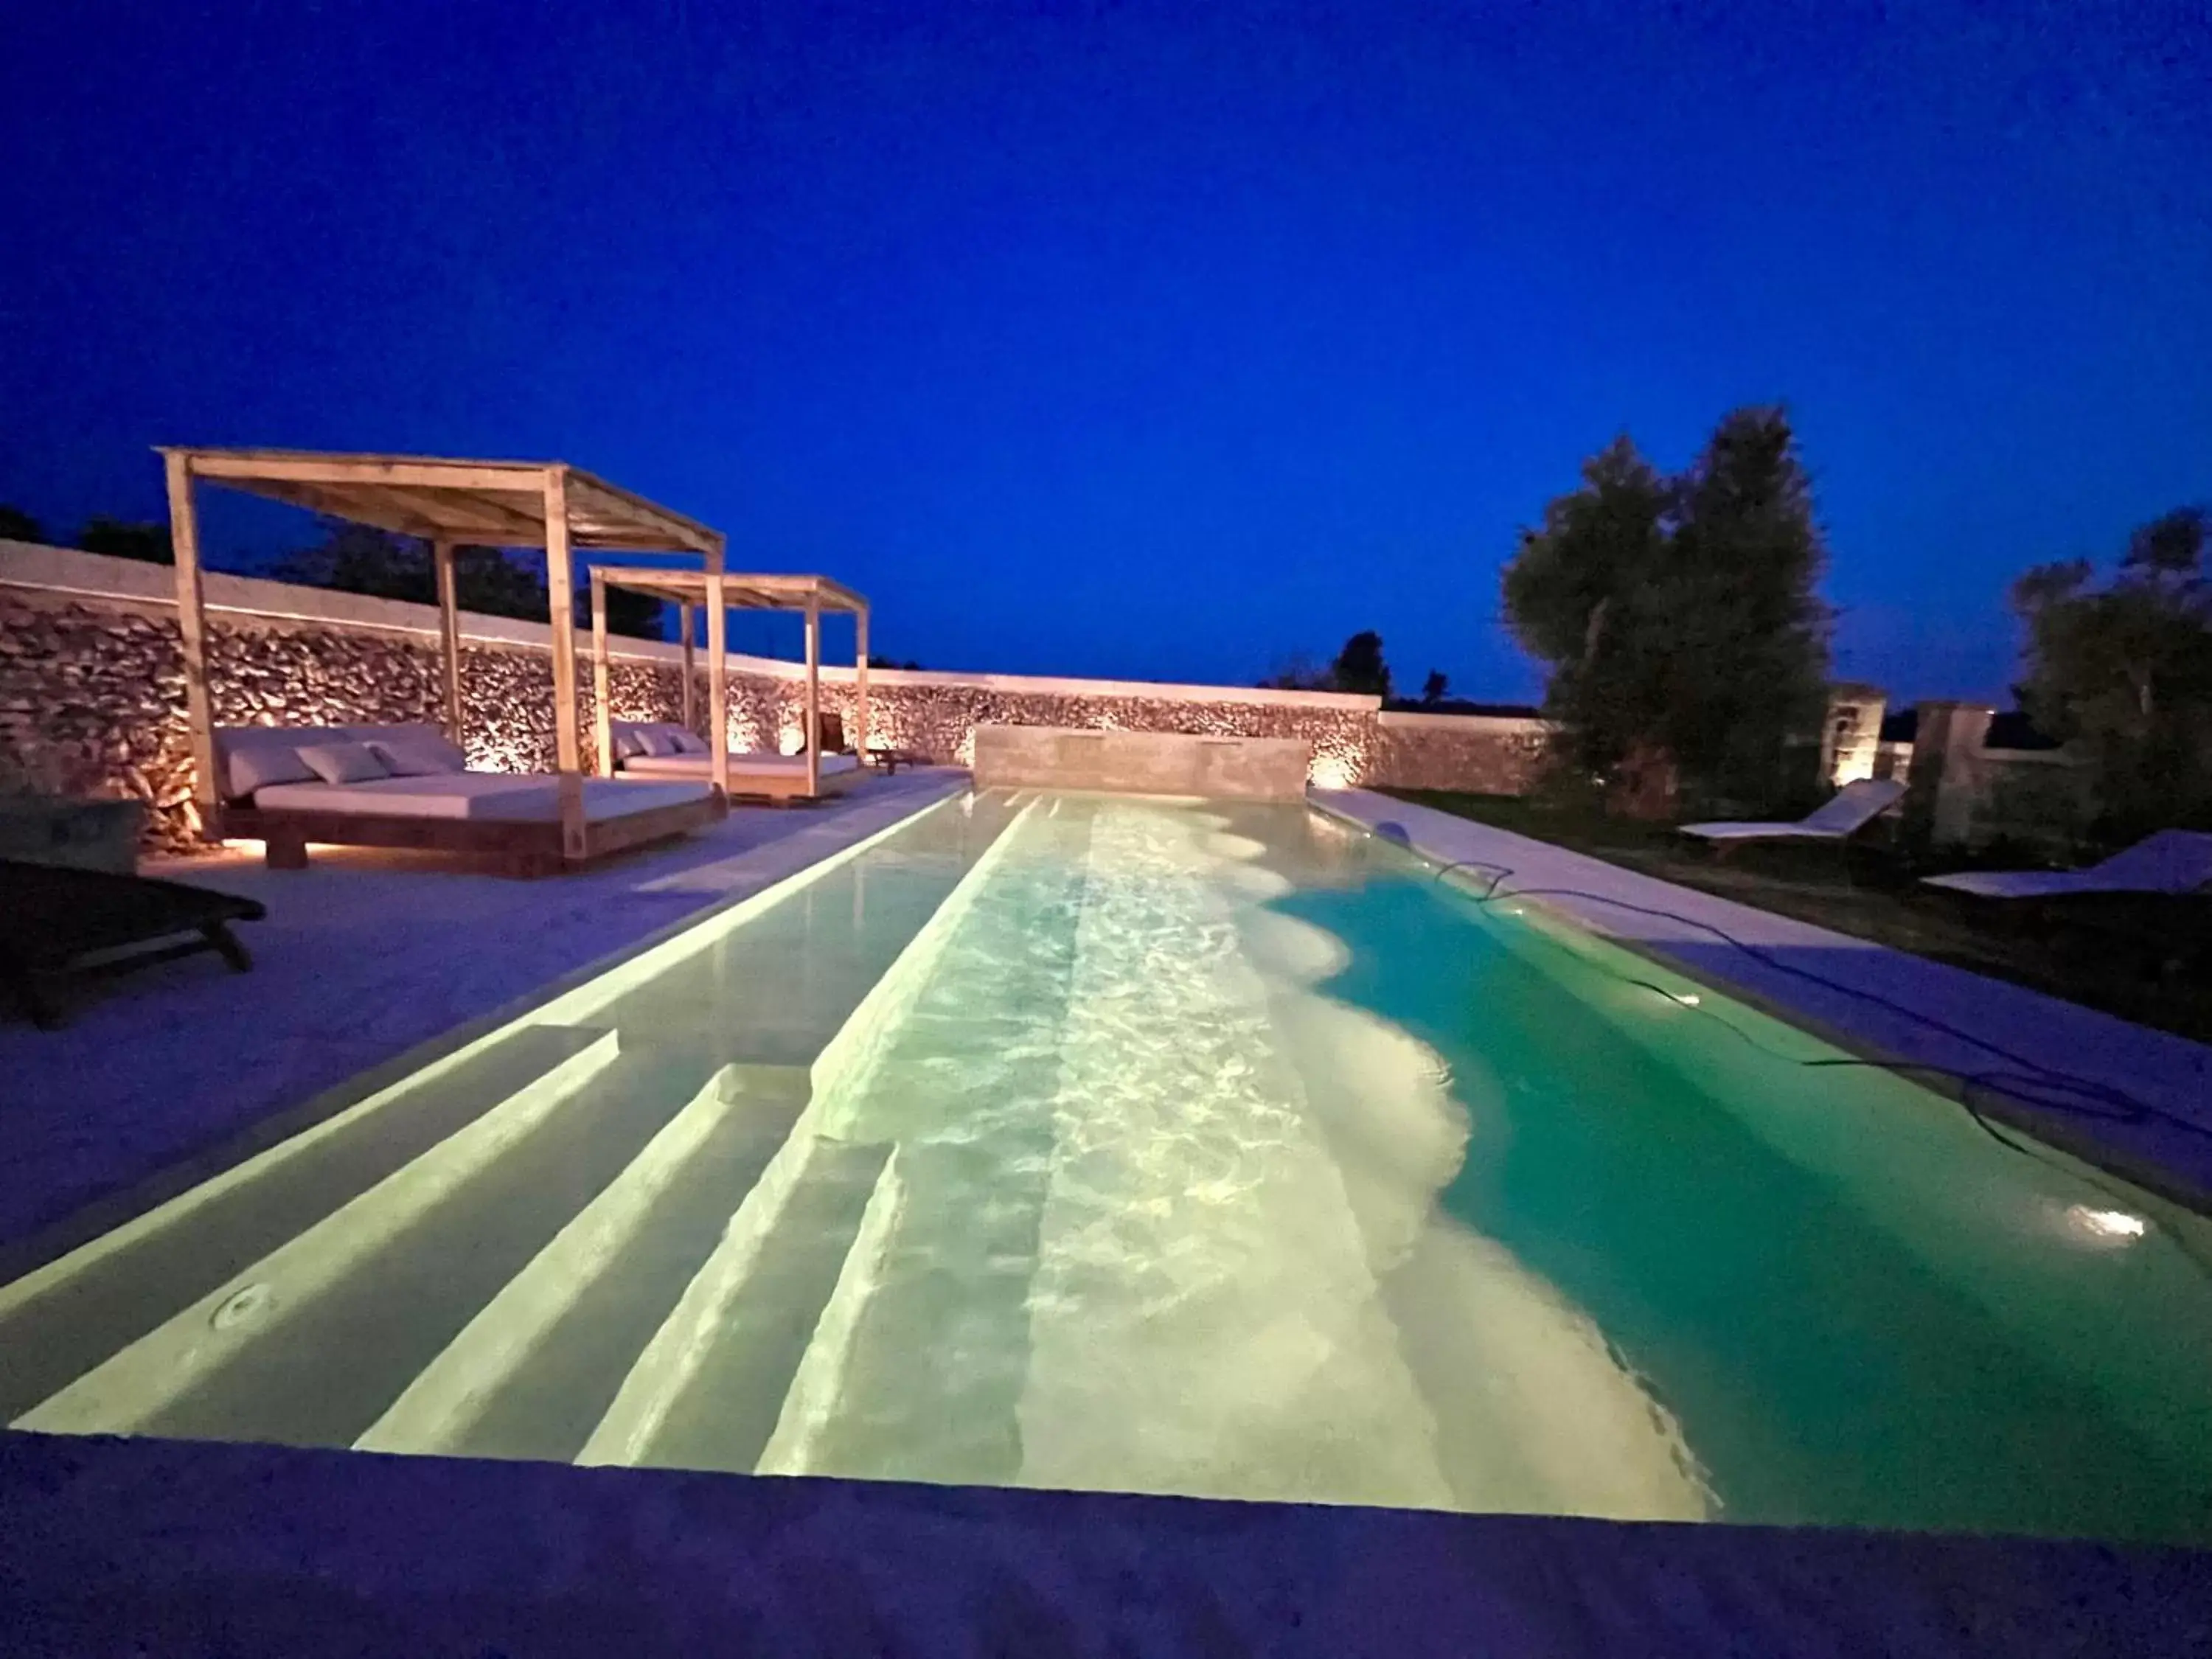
xmin=706 ymin=540 xmax=729 ymax=799
xmin=679 ymin=600 xmax=696 ymax=731
xmin=433 ymin=538 xmax=464 ymax=742
xmin=855 ymin=604 xmax=871 ymax=763
xmin=804 ymin=594 xmax=821 ymax=799
xmin=543 ymin=466 xmax=586 ymax=860
xmin=164 ymin=451 xmax=221 ymax=843
xmin=589 ymin=569 xmax=613 ymax=778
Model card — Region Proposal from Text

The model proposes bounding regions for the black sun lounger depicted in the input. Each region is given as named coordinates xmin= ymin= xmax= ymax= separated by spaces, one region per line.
xmin=0 ymin=860 xmax=266 ymax=1029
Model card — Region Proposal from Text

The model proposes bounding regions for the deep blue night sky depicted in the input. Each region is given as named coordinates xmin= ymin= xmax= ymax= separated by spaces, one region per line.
xmin=3 ymin=1 xmax=2206 ymax=700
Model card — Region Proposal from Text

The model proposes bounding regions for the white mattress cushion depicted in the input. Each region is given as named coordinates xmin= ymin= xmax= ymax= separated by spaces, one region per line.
xmin=296 ymin=740 xmax=390 ymax=785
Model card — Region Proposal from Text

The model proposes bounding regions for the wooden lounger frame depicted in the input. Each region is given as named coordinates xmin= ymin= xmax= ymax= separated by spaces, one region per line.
xmin=1 ymin=859 xmax=266 ymax=1029
xmin=222 ymin=790 xmax=729 ymax=878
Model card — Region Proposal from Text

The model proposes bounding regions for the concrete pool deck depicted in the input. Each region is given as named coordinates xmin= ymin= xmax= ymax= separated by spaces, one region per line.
xmin=2 ymin=1432 xmax=2207 ymax=1657
xmin=0 ymin=768 xmax=966 ymax=1256
xmin=1315 ymin=788 xmax=2212 ymax=1207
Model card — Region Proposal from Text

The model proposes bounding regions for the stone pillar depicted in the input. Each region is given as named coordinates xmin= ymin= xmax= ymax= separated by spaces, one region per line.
xmin=1904 ymin=700 xmax=1994 ymax=847
xmin=1820 ymin=683 xmax=1888 ymax=787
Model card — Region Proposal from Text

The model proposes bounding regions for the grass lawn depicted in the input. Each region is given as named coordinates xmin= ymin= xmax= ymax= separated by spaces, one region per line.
xmin=1386 ymin=790 xmax=2212 ymax=1047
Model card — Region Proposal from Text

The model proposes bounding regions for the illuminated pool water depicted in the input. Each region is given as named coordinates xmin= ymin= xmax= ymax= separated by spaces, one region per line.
xmin=5 ymin=790 xmax=2209 ymax=1541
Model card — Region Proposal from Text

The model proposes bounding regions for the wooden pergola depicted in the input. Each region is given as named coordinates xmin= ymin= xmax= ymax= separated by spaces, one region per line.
xmin=159 ymin=448 xmax=729 ymax=858
xmin=591 ymin=568 xmax=869 ymax=800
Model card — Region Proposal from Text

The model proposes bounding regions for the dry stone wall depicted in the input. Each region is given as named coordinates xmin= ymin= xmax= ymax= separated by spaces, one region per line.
xmin=1367 ymin=713 xmax=1549 ymax=795
xmin=0 ymin=591 xmax=694 ymax=853
xmin=1 ymin=551 xmax=1554 ymax=856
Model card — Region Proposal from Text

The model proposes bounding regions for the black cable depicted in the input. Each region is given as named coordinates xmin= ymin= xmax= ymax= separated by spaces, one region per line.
xmin=1397 ymin=841 xmax=2212 ymax=1161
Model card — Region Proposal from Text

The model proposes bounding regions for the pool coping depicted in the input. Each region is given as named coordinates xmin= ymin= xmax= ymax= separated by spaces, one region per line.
xmin=2 ymin=1430 xmax=2205 ymax=1658
xmin=1311 ymin=788 xmax=2212 ymax=1213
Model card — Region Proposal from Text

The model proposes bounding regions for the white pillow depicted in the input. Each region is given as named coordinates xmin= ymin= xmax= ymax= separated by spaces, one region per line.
xmin=635 ymin=726 xmax=676 ymax=757
xmin=611 ymin=724 xmax=650 ymax=759
xmin=296 ymin=741 xmax=390 ymax=785
xmin=371 ymin=737 xmax=467 ymax=776
xmin=668 ymin=728 xmax=709 ymax=755
xmin=226 ymin=745 xmax=316 ymax=799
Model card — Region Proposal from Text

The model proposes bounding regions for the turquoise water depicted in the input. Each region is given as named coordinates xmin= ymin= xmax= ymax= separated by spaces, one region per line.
xmin=4 ymin=790 xmax=2209 ymax=1541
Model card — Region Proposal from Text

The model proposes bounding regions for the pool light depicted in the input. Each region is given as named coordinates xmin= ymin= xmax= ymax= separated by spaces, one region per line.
xmin=2066 ymin=1205 xmax=2148 ymax=1241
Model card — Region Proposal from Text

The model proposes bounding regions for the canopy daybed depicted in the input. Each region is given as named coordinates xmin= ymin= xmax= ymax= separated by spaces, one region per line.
xmin=588 ymin=567 xmax=874 ymax=803
xmin=161 ymin=448 xmax=731 ymax=872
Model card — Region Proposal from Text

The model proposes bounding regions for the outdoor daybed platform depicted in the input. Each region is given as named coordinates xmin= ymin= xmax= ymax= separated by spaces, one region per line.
xmin=217 ymin=725 xmax=725 ymax=875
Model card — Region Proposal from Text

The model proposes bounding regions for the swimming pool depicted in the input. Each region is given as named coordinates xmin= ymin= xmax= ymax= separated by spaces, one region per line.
xmin=4 ymin=790 xmax=2209 ymax=1542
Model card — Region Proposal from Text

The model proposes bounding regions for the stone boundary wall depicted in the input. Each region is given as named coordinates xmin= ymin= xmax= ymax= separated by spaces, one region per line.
xmin=0 ymin=542 xmax=1552 ymax=852
xmin=1367 ymin=709 xmax=1551 ymax=796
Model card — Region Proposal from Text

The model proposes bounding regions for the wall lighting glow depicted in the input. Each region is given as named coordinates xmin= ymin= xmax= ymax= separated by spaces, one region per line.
xmin=1307 ymin=757 xmax=1355 ymax=790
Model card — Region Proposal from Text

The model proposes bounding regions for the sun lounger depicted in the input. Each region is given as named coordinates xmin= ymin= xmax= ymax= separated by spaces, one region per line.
xmin=1677 ymin=777 xmax=1906 ymax=855
xmin=217 ymin=725 xmax=725 ymax=874
xmin=0 ymin=859 xmax=265 ymax=1029
xmin=1920 ymin=830 xmax=2212 ymax=900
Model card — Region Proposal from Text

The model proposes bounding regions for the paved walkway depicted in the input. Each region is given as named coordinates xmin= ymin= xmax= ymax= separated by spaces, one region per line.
xmin=0 ymin=769 xmax=964 ymax=1251
xmin=1315 ymin=789 xmax=2212 ymax=1204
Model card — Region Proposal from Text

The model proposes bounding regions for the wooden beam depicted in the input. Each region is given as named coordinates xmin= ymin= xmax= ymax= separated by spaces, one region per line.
xmin=563 ymin=467 xmax=721 ymax=554
xmin=164 ymin=452 xmax=221 ymax=843
xmin=855 ymin=605 xmax=870 ymax=759
xmin=433 ymin=539 xmax=464 ymax=740
xmin=590 ymin=569 xmax=613 ymax=779
xmin=204 ymin=478 xmax=450 ymax=541
xmin=181 ymin=453 xmax=548 ymax=494
xmin=543 ymin=466 xmax=586 ymax=860
xmin=377 ymin=481 xmax=548 ymax=543
xmin=679 ymin=601 xmax=696 ymax=729
xmin=706 ymin=546 xmax=729 ymax=799
xmin=804 ymin=595 xmax=821 ymax=799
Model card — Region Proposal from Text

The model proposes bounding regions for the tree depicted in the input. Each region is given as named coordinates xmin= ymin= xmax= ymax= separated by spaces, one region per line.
xmin=78 ymin=516 xmax=173 ymax=564
xmin=1420 ymin=668 xmax=1450 ymax=704
xmin=1329 ymin=630 xmax=1392 ymax=698
xmin=601 ymin=583 xmax=665 ymax=641
xmin=1501 ymin=409 xmax=1832 ymax=811
xmin=0 ymin=504 xmax=44 ymax=543
xmin=867 ymin=653 xmax=925 ymax=671
xmin=273 ymin=521 xmax=663 ymax=638
xmin=2011 ymin=507 xmax=2212 ymax=841
xmin=1256 ymin=653 xmax=1335 ymax=691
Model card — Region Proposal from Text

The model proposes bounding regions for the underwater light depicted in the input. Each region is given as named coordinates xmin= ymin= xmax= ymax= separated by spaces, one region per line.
xmin=2066 ymin=1205 xmax=2148 ymax=1241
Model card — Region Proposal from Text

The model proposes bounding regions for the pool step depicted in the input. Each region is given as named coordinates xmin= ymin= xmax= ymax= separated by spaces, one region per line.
xmin=0 ymin=1023 xmax=613 ymax=1425
xmin=362 ymin=1063 xmax=813 ymax=1464
xmin=13 ymin=1027 xmax=630 ymax=1436
xmin=578 ymin=1128 xmax=897 ymax=1472
xmin=751 ymin=798 xmax=1095 ymax=1484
